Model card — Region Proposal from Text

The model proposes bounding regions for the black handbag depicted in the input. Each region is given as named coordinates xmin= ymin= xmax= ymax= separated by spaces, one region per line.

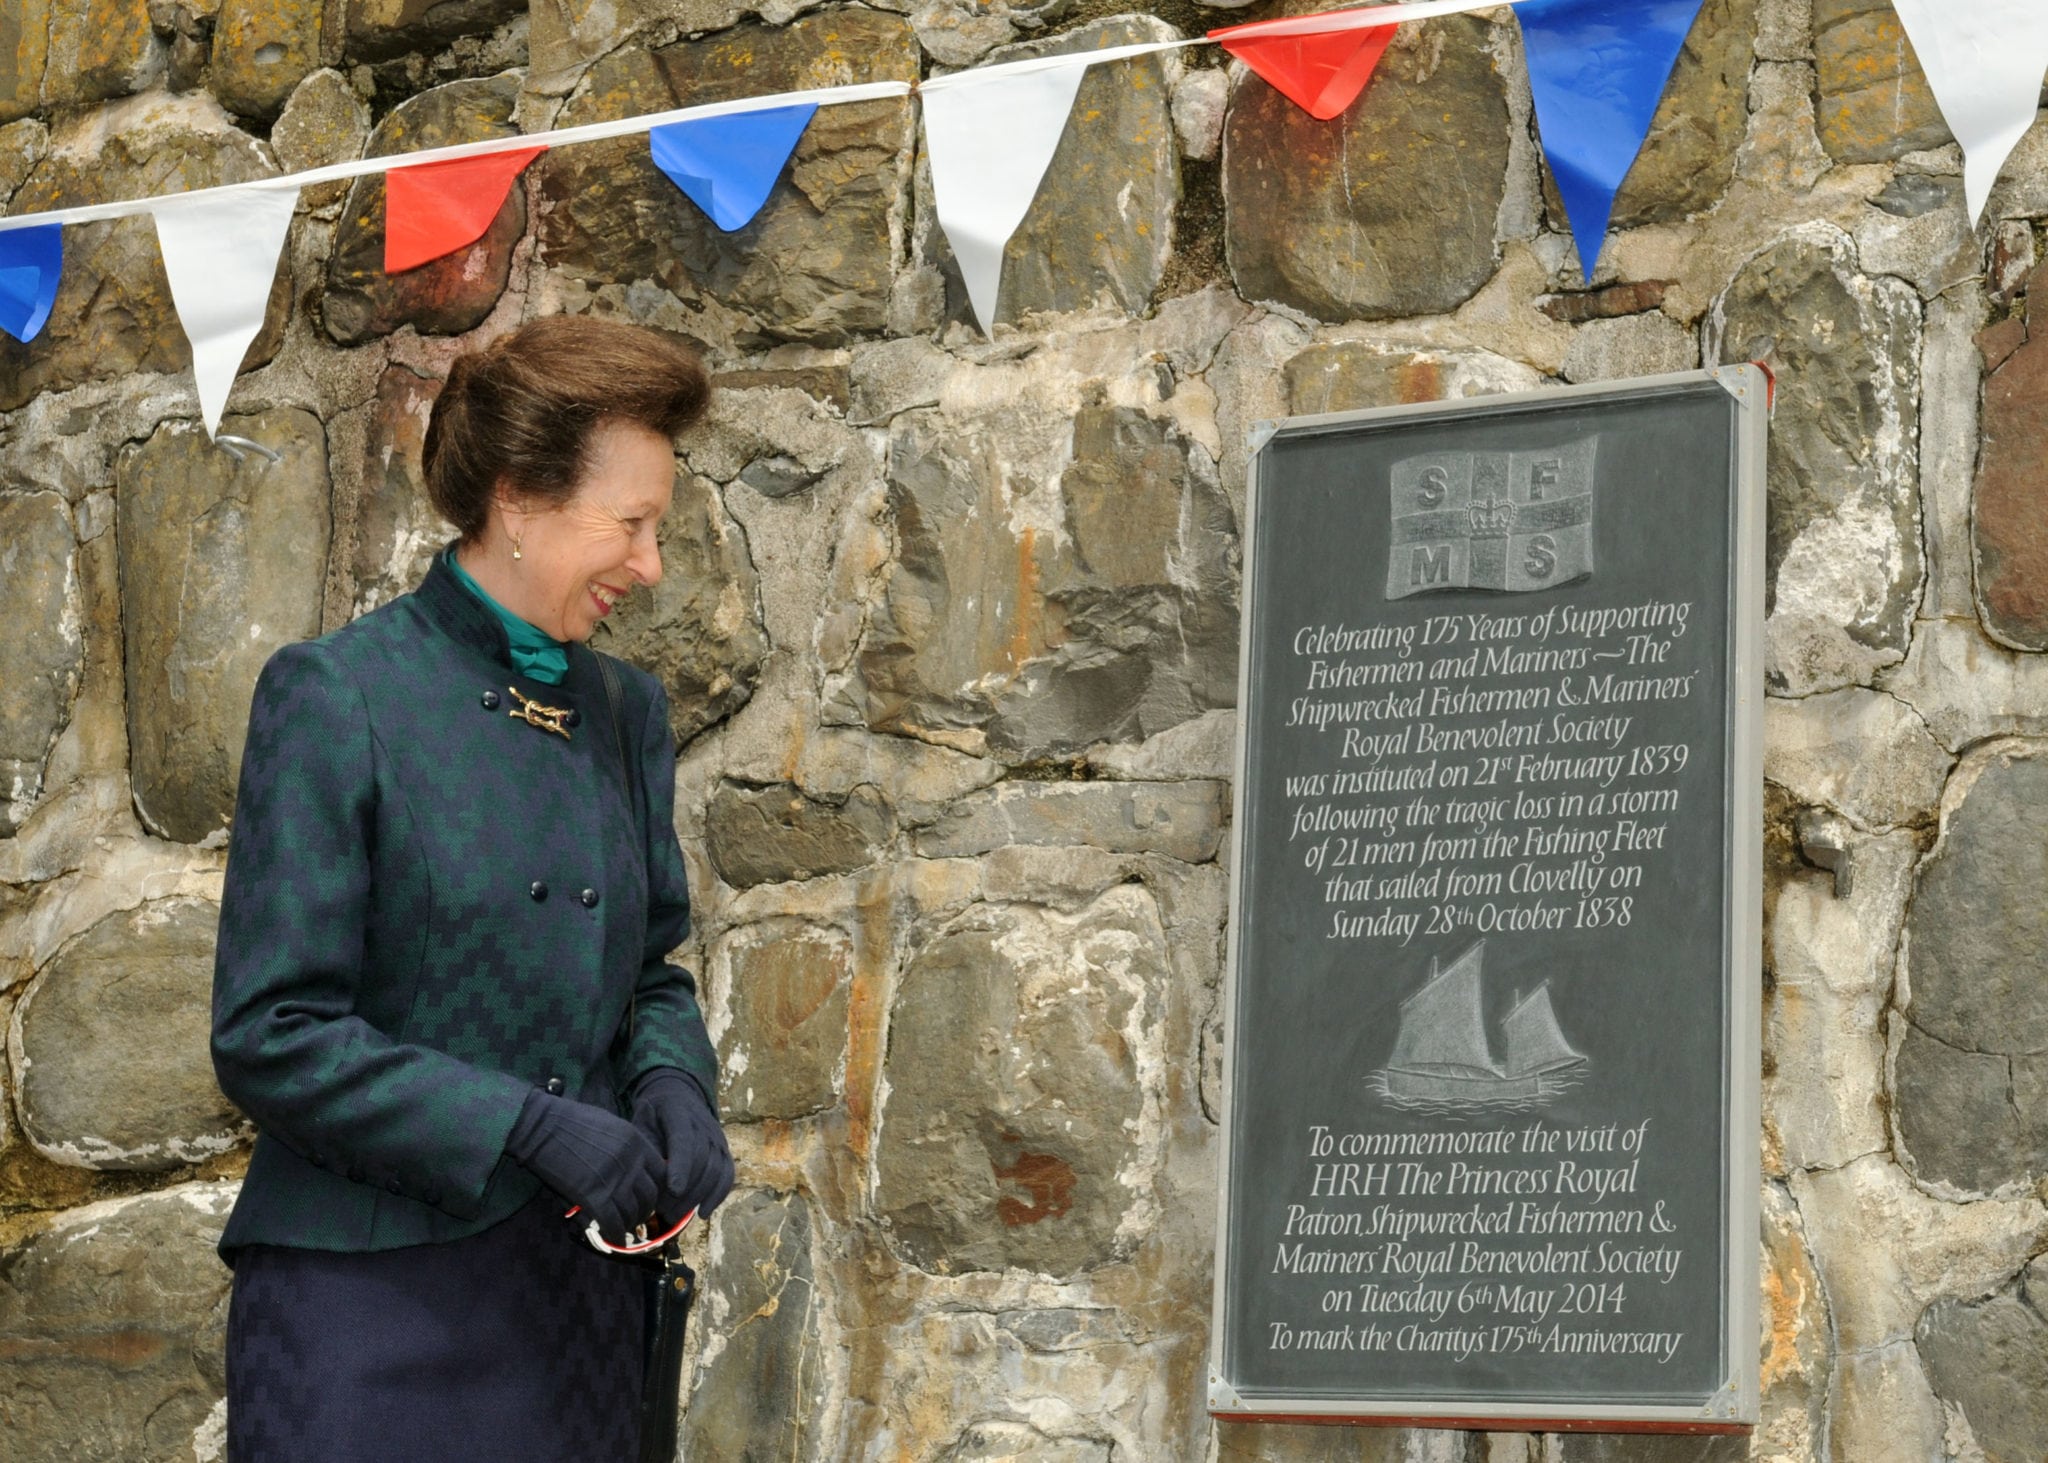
xmin=639 ymin=1244 xmax=698 ymax=1463
xmin=597 ymin=649 xmax=699 ymax=1463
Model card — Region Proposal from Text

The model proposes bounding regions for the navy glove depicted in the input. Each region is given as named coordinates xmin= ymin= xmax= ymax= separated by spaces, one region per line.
xmin=630 ymin=1069 xmax=734 ymax=1221
xmin=504 ymin=1088 xmax=664 ymax=1238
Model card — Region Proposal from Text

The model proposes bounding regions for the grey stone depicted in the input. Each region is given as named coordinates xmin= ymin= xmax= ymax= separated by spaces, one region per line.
xmin=0 ymin=1183 xmax=237 ymax=1463
xmin=119 ymin=409 xmax=331 ymax=845
xmin=1918 ymin=1287 xmax=2048 ymax=1463
xmin=1086 ymin=707 xmax=1237 ymax=782
xmin=0 ymin=94 xmax=285 ymax=412
xmin=272 ymin=67 xmax=371 ymax=210
xmin=1559 ymin=312 xmax=1698 ymax=384
xmin=0 ymin=0 xmax=52 ymax=124
xmin=848 ymin=404 xmax=1238 ymax=762
xmin=350 ymin=363 xmax=450 ymax=614
xmin=914 ymin=779 xmax=1226 ymax=863
xmin=1602 ymin=0 xmax=1757 ymax=230
xmin=1813 ymin=0 xmax=1949 ymax=165
xmin=43 ymin=0 xmax=164 ymax=110
xmin=210 ymin=0 xmax=323 ymax=117
xmin=1893 ymin=1026 xmax=2042 ymax=1196
xmin=0 ymin=492 xmax=82 ymax=836
xmin=1904 ymin=746 xmax=2048 ymax=1056
xmin=874 ymin=886 xmax=1166 ymax=1276
xmin=1762 ymin=688 xmax=1951 ymax=829
xmin=591 ymin=472 xmax=767 ymax=749
xmin=341 ymin=0 xmax=526 ymax=64
xmin=703 ymin=781 xmax=893 ymax=889
xmin=937 ymin=1422 xmax=1113 ymax=1462
xmin=14 ymin=896 xmax=247 ymax=1170
xmin=910 ymin=0 xmax=1072 ymax=68
xmin=1896 ymin=743 xmax=2048 ymax=1193
xmin=0 ymin=116 xmax=48 ymax=204
xmin=847 ymin=335 xmax=951 ymax=426
xmin=1213 ymin=1423 xmax=1406 ymax=1462
xmin=538 ymin=14 xmax=919 ymax=348
xmin=1282 ymin=342 xmax=1541 ymax=417
xmin=1705 ymin=223 xmax=1922 ymax=695
xmin=1553 ymin=1436 xmax=1746 ymax=1463
xmin=683 ymin=1188 xmax=825 ymax=1461
xmin=323 ymin=72 xmax=528 ymax=346
xmin=1826 ymin=1341 xmax=1947 ymax=1463
xmin=923 ymin=17 xmax=1178 ymax=329
xmin=1224 ymin=14 xmax=1508 ymax=321
xmin=711 ymin=918 xmax=851 ymax=1121
xmin=1172 ymin=65 xmax=1226 ymax=163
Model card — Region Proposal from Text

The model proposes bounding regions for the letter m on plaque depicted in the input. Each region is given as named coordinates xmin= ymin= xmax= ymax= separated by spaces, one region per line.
xmin=1385 ymin=439 xmax=1598 ymax=600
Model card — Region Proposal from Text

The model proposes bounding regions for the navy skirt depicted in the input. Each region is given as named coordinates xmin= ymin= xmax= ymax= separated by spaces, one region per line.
xmin=225 ymin=1196 xmax=649 ymax=1463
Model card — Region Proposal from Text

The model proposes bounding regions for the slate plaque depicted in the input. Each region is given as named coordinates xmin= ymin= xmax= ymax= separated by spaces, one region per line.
xmin=1210 ymin=369 xmax=1765 ymax=1429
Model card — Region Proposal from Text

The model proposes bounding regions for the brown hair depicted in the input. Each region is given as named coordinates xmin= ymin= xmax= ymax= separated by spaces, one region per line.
xmin=423 ymin=316 xmax=711 ymax=539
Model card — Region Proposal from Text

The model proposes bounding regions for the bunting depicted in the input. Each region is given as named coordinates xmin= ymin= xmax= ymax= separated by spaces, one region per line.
xmin=1892 ymin=0 xmax=2048 ymax=223
xmin=0 ymin=222 xmax=61 ymax=344
xmin=924 ymin=56 xmax=1090 ymax=334
xmin=649 ymin=103 xmax=818 ymax=232
xmin=153 ymin=186 xmax=298 ymax=436
xmin=0 ymin=0 xmax=2027 ymax=375
xmin=384 ymin=145 xmax=547 ymax=273
xmin=1518 ymin=0 xmax=1704 ymax=280
xmin=1212 ymin=19 xmax=1394 ymax=120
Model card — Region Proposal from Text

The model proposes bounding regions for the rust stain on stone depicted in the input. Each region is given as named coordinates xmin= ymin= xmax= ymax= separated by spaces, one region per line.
xmin=993 ymin=1146 xmax=1076 ymax=1227
xmin=841 ymin=870 xmax=895 ymax=1165
xmin=1394 ymin=359 xmax=1442 ymax=405
xmin=0 ymin=1330 xmax=167 ymax=1367
xmin=1760 ymin=1251 xmax=1808 ymax=1388
xmin=1975 ymin=329 xmax=2048 ymax=647
xmin=1005 ymin=526 xmax=1043 ymax=672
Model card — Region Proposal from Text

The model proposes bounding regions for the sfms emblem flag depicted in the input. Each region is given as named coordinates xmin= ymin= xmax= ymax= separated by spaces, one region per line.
xmin=1384 ymin=438 xmax=1598 ymax=600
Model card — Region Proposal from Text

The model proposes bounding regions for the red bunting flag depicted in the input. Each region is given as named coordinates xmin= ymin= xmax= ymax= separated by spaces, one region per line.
xmin=383 ymin=146 xmax=547 ymax=274
xmin=1211 ymin=19 xmax=1396 ymax=120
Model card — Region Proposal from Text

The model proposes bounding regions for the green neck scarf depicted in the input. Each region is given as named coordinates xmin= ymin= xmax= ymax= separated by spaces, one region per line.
xmin=445 ymin=546 xmax=570 ymax=686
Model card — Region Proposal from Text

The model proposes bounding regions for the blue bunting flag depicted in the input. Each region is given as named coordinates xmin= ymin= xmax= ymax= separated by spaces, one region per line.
xmin=0 ymin=222 xmax=62 ymax=343
xmin=648 ymin=103 xmax=819 ymax=233
xmin=1518 ymin=0 xmax=1705 ymax=279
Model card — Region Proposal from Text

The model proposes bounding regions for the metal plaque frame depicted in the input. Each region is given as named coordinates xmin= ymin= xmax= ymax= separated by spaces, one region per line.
xmin=1209 ymin=367 xmax=1766 ymax=1431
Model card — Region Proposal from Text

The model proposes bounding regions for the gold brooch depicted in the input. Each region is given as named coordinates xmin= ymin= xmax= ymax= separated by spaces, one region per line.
xmin=507 ymin=687 xmax=573 ymax=740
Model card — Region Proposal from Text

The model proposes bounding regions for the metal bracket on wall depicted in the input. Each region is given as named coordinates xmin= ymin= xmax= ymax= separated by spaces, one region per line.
xmin=1795 ymin=807 xmax=1854 ymax=899
xmin=1208 ymin=1373 xmax=1245 ymax=1412
xmin=216 ymin=434 xmax=281 ymax=466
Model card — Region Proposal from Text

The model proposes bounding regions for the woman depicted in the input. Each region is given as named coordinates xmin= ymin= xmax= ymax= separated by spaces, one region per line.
xmin=210 ymin=315 xmax=734 ymax=1462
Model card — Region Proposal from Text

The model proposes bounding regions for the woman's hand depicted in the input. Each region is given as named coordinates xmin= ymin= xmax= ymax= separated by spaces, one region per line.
xmin=503 ymin=1088 xmax=664 ymax=1237
xmin=630 ymin=1069 xmax=735 ymax=1221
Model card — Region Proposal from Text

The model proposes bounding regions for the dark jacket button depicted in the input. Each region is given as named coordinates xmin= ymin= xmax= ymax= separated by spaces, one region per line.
xmin=579 ymin=888 xmax=600 ymax=908
xmin=530 ymin=881 xmax=548 ymax=902
xmin=481 ymin=690 xmax=501 ymax=709
xmin=544 ymin=1076 xmax=566 ymax=1096
xmin=564 ymin=708 xmax=582 ymax=728
xmin=386 ymin=1179 xmax=404 ymax=1195
xmin=347 ymin=1166 xmax=365 ymax=1183
xmin=424 ymin=1189 xmax=443 ymax=1206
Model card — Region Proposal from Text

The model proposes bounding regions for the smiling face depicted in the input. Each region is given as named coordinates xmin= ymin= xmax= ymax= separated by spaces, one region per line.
xmin=487 ymin=417 xmax=678 ymax=643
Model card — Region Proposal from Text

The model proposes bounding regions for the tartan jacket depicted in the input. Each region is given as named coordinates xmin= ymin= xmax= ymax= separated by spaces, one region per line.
xmin=210 ymin=552 xmax=717 ymax=1257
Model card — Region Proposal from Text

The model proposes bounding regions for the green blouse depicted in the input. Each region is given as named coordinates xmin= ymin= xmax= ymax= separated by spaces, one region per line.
xmin=443 ymin=546 xmax=570 ymax=685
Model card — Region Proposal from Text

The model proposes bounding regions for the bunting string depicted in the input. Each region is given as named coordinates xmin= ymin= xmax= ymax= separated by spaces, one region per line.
xmin=0 ymin=0 xmax=2030 ymax=427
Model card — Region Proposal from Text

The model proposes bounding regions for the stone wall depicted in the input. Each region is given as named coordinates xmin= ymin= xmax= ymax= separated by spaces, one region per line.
xmin=1 ymin=1 xmax=2045 ymax=1459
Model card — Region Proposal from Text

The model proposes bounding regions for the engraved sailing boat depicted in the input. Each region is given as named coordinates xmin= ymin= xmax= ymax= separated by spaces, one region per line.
xmin=1371 ymin=940 xmax=1587 ymax=1110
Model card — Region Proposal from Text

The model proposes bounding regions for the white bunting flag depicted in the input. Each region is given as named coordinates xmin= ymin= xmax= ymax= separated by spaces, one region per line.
xmin=923 ymin=56 xmax=1090 ymax=335
xmin=153 ymin=185 xmax=299 ymax=437
xmin=1892 ymin=0 xmax=2048 ymax=222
